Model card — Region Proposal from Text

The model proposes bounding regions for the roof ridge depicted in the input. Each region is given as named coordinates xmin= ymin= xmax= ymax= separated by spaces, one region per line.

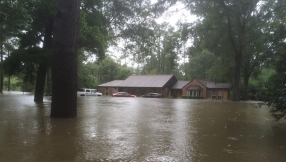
xmin=196 ymin=78 xmax=213 ymax=82
xmin=130 ymin=74 xmax=174 ymax=76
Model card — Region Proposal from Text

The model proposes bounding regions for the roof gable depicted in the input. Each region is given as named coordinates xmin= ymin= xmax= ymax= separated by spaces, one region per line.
xmin=195 ymin=79 xmax=213 ymax=87
xmin=194 ymin=79 xmax=232 ymax=89
xmin=171 ymin=81 xmax=190 ymax=89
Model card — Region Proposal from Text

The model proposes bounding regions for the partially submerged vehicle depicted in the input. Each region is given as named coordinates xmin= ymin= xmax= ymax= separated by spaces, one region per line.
xmin=77 ymin=88 xmax=102 ymax=96
xmin=112 ymin=92 xmax=136 ymax=97
xmin=141 ymin=93 xmax=163 ymax=98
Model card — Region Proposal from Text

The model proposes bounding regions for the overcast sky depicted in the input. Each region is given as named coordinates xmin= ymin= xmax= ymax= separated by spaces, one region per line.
xmin=151 ymin=0 xmax=197 ymax=26
xmin=100 ymin=1 xmax=197 ymax=65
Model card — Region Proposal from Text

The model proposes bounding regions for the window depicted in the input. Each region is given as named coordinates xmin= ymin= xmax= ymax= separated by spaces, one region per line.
xmin=78 ymin=89 xmax=85 ymax=92
xmin=188 ymin=90 xmax=201 ymax=96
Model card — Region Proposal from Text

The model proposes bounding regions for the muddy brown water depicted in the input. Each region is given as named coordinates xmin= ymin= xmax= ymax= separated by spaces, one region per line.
xmin=0 ymin=92 xmax=286 ymax=162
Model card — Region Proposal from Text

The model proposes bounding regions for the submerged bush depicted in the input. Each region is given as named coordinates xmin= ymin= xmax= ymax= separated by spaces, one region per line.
xmin=181 ymin=95 xmax=204 ymax=99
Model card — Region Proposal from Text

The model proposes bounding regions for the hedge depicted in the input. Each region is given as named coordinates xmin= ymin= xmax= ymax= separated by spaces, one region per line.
xmin=180 ymin=95 xmax=204 ymax=99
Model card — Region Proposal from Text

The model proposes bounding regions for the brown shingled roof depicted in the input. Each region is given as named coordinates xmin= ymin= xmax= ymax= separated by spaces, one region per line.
xmin=98 ymin=75 xmax=177 ymax=88
xmin=196 ymin=79 xmax=232 ymax=89
xmin=119 ymin=75 xmax=176 ymax=88
xmin=207 ymin=83 xmax=232 ymax=89
xmin=171 ymin=81 xmax=190 ymax=89
xmin=98 ymin=80 xmax=124 ymax=87
xmin=196 ymin=79 xmax=213 ymax=87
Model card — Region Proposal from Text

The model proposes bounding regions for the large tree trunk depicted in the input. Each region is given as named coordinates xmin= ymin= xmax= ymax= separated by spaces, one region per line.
xmin=242 ymin=62 xmax=251 ymax=100
xmin=34 ymin=64 xmax=48 ymax=102
xmin=243 ymin=74 xmax=250 ymax=100
xmin=51 ymin=0 xmax=81 ymax=118
xmin=34 ymin=17 xmax=53 ymax=102
xmin=232 ymin=52 xmax=242 ymax=101
xmin=45 ymin=68 xmax=51 ymax=95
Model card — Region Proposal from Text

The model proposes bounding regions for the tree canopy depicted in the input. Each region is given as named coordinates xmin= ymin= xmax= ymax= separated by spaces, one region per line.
xmin=1 ymin=0 xmax=286 ymax=119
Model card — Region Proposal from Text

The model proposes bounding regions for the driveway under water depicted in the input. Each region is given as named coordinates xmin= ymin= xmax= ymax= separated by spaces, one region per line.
xmin=0 ymin=92 xmax=286 ymax=162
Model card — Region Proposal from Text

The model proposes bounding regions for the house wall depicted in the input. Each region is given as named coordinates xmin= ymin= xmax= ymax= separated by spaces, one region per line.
xmin=97 ymin=87 xmax=119 ymax=96
xmin=182 ymin=79 xmax=208 ymax=98
xmin=181 ymin=79 xmax=229 ymax=99
xmin=98 ymin=87 xmax=169 ymax=97
xmin=207 ymin=89 xmax=229 ymax=99
xmin=97 ymin=87 xmax=105 ymax=95
xmin=171 ymin=90 xmax=182 ymax=98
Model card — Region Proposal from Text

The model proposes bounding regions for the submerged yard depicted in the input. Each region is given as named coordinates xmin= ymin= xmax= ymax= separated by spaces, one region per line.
xmin=0 ymin=92 xmax=285 ymax=161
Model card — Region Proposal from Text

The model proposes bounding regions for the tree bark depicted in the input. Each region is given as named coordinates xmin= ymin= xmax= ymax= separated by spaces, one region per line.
xmin=242 ymin=61 xmax=252 ymax=100
xmin=243 ymin=73 xmax=250 ymax=100
xmin=51 ymin=0 xmax=81 ymax=118
xmin=34 ymin=64 xmax=48 ymax=102
xmin=45 ymin=68 xmax=51 ymax=95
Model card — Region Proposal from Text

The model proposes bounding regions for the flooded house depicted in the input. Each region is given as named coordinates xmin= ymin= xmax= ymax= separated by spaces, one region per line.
xmin=97 ymin=75 xmax=231 ymax=99
xmin=97 ymin=75 xmax=177 ymax=97
xmin=180 ymin=79 xmax=232 ymax=99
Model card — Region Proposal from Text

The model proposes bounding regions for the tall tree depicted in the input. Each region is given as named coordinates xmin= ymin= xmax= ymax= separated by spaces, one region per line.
xmin=261 ymin=49 xmax=286 ymax=120
xmin=0 ymin=0 xmax=29 ymax=93
xmin=161 ymin=27 xmax=181 ymax=74
xmin=181 ymin=0 xmax=274 ymax=100
xmin=260 ymin=0 xmax=286 ymax=120
xmin=186 ymin=50 xmax=215 ymax=79
xmin=50 ymin=0 xmax=81 ymax=118
xmin=98 ymin=56 xmax=120 ymax=83
xmin=29 ymin=1 xmax=54 ymax=102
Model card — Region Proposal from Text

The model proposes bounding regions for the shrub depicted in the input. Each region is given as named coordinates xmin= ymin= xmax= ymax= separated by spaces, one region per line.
xmin=180 ymin=95 xmax=204 ymax=99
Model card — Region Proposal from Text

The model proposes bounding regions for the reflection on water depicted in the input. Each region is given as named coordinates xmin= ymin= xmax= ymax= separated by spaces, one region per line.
xmin=1 ymin=92 xmax=286 ymax=162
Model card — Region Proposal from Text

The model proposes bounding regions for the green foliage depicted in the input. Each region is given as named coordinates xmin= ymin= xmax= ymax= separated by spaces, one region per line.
xmin=261 ymin=52 xmax=286 ymax=120
xmin=181 ymin=0 xmax=276 ymax=100
xmin=162 ymin=27 xmax=181 ymax=74
xmin=3 ymin=76 xmax=21 ymax=91
xmin=258 ymin=0 xmax=286 ymax=120
xmin=248 ymin=68 xmax=275 ymax=91
xmin=180 ymin=95 xmax=204 ymax=99
xmin=78 ymin=56 xmax=134 ymax=88
xmin=3 ymin=76 xmax=34 ymax=92
xmin=1 ymin=48 xmax=52 ymax=75
xmin=116 ymin=65 xmax=134 ymax=80
xmin=78 ymin=62 xmax=99 ymax=89
xmin=187 ymin=50 xmax=213 ymax=79
xmin=79 ymin=1 xmax=108 ymax=60
xmin=98 ymin=57 xmax=120 ymax=83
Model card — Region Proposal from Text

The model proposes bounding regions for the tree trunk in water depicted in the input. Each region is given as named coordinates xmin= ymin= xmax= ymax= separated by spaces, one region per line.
xmin=34 ymin=16 xmax=53 ymax=102
xmin=0 ymin=44 xmax=3 ymax=94
xmin=8 ymin=75 xmax=10 ymax=91
xmin=7 ymin=50 xmax=10 ymax=91
xmin=232 ymin=52 xmax=242 ymax=101
xmin=0 ymin=66 xmax=3 ymax=94
xmin=34 ymin=64 xmax=48 ymax=102
xmin=51 ymin=0 xmax=81 ymax=118
xmin=243 ymin=75 xmax=250 ymax=100
xmin=45 ymin=68 xmax=51 ymax=95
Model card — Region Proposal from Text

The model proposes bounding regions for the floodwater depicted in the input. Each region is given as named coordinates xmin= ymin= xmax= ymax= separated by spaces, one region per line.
xmin=0 ymin=92 xmax=286 ymax=162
